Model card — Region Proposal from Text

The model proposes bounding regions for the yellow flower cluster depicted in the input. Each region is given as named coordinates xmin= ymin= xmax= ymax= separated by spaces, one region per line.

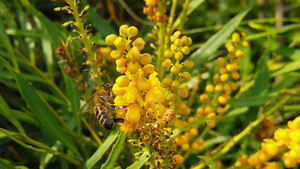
xmin=105 ymin=25 xmax=165 ymax=134
xmin=161 ymin=31 xmax=193 ymax=115
xmin=239 ymin=116 xmax=300 ymax=168
xmin=143 ymin=0 xmax=167 ymax=22
xmin=196 ymin=32 xmax=248 ymax=128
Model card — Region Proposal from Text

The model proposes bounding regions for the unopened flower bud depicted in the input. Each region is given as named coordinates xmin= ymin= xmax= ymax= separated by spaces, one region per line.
xmin=130 ymin=47 xmax=141 ymax=60
xmin=137 ymin=77 xmax=150 ymax=91
xmin=183 ymin=60 xmax=194 ymax=68
xmin=170 ymin=65 xmax=180 ymax=74
xmin=140 ymin=53 xmax=152 ymax=65
xmin=127 ymin=26 xmax=138 ymax=37
xmin=116 ymin=75 xmax=130 ymax=87
xmin=114 ymin=37 xmax=126 ymax=48
xmin=111 ymin=49 xmax=123 ymax=60
xmin=142 ymin=64 xmax=155 ymax=75
xmin=162 ymin=59 xmax=172 ymax=70
xmin=181 ymin=46 xmax=190 ymax=55
xmin=127 ymin=60 xmax=140 ymax=74
xmin=119 ymin=25 xmax=129 ymax=36
xmin=175 ymin=52 xmax=183 ymax=61
xmin=116 ymin=57 xmax=128 ymax=68
xmin=164 ymin=50 xmax=174 ymax=58
xmin=132 ymin=37 xmax=145 ymax=50
xmin=105 ymin=34 xmax=118 ymax=46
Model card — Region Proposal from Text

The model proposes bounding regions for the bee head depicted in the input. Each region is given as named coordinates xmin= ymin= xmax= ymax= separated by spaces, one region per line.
xmin=103 ymin=83 xmax=113 ymax=92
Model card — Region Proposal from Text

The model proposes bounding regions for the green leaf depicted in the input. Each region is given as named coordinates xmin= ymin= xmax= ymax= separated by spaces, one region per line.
xmin=170 ymin=119 xmax=207 ymax=139
xmin=0 ymin=128 xmax=51 ymax=154
xmin=0 ymin=95 xmax=25 ymax=134
xmin=197 ymin=136 xmax=230 ymax=153
xmin=0 ymin=13 xmax=19 ymax=71
xmin=218 ymin=107 xmax=249 ymax=122
xmin=271 ymin=60 xmax=300 ymax=77
xmin=11 ymin=70 xmax=80 ymax=157
xmin=271 ymin=72 xmax=300 ymax=92
xmin=40 ymin=141 xmax=61 ymax=169
xmin=0 ymin=158 xmax=28 ymax=169
xmin=228 ymin=95 xmax=274 ymax=107
xmin=20 ymin=0 xmax=62 ymax=47
xmin=197 ymin=156 xmax=219 ymax=169
xmin=252 ymin=50 xmax=270 ymax=95
xmin=127 ymin=151 xmax=150 ymax=169
xmin=182 ymin=0 xmax=254 ymax=73
xmin=82 ymin=0 xmax=116 ymax=38
xmin=101 ymin=132 xmax=127 ymax=169
xmin=82 ymin=126 xmax=120 ymax=169
xmin=187 ymin=0 xmax=205 ymax=15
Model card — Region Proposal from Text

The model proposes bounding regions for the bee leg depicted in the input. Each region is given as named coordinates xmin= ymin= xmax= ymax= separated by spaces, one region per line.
xmin=107 ymin=105 xmax=126 ymax=109
xmin=99 ymin=96 xmax=113 ymax=101
xmin=113 ymin=118 xmax=124 ymax=123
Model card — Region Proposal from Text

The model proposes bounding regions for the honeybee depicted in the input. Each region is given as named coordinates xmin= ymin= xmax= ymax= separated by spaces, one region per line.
xmin=77 ymin=83 xmax=125 ymax=130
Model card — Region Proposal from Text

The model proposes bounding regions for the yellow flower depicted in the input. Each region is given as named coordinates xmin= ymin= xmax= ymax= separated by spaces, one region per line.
xmin=114 ymin=36 xmax=126 ymax=48
xmin=127 ymin=26 xmax=138 ymax=37
xmin=140 ymin=53 xmax=152 ymax=65
xmin=123 ymin=87 xmax=137 ymax=103
xmin=132 ymin=37 xmax=145 ymax=50
xmin=126 ymin=104 xmax=141 ymax=123
xmin=137 ymin=77 xmax=150 ymax=91
xmin=116 ymin=75 xmax=130 ymax=87
xmin=119 ymin=25 xmax=129 ymax=36
xmin=105 ymin=34 xmax=118 ymax=46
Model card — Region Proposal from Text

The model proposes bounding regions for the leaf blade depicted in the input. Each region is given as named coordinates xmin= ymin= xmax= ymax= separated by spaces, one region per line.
xmin=82 ymin=126 xmax=120 ymax=169
xmin=101 ymin=132 xmax=127 ymax=169
xmin=11 ymin=71 xmax=80 ymax=157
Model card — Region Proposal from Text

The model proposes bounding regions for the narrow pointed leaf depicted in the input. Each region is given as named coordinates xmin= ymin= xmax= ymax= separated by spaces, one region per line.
xmin=127 ymin=151 xmax=150 ymax=169
xmin=82 ymin=126 xmax=120 ymax=169
xmin=252 ymin=50 xmax=270 ymax=95
xmin=101 ymin=132 xmax=127 ymax=169
xmin=11 ymin=71 xmax=80 ymax=157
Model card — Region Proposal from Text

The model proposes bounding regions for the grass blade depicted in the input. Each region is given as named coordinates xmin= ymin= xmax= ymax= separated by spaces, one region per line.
xmin=11 ymin=70 xmax=80 ymax=157
xmin=0 ymin=95 xmax=25 ymax=135
xmin=271 ymin=60 xmax=300 ymax=77
xmin=127 ymin=151 xmax=150 ymax=169
xmin=252 ymin=50 xmax=270 ymax=95
xmin=101 ymin=132 xmax=127 ymax=169
xmin=82 ymin=126 xmax=120 ymax=169
xmin=187 ymin=0 xmax=205 ymax=15
xmin=197 ymin=156 xmax=219 ymax=169
xmin=20 ymin=0 xmax=62 ymax=47
xmin=228 ymin=95 xmax=274 ymax=107
xmin=0 ymin=14 xmax=19 ymax=71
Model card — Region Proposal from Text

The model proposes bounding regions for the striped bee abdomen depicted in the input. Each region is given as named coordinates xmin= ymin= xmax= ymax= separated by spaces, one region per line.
xmin=95 ymin=105 xmax=114 ymax=130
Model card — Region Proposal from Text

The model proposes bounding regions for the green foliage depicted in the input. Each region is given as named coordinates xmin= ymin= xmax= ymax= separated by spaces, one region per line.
xmin=0 ymin=0 xmax=299 ymax=168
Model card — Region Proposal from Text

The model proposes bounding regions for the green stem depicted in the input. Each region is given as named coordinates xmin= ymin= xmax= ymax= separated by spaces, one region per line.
xmin=81 ymin=117 xmax=103 ymax=145
xmin=67 ymin=0 xmax=102 ymax=87
xmin=172 ymin=0 xmax=190 ymax=32
xmin=156 ymin=2 xmax=167 ymax=81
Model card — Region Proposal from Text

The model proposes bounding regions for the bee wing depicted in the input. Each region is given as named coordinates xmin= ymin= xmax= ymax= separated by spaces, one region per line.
xmin=89 ymin=113 xmax=97 ymax=129
xmin=77 ymin=94 xmax=97 ymax=114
